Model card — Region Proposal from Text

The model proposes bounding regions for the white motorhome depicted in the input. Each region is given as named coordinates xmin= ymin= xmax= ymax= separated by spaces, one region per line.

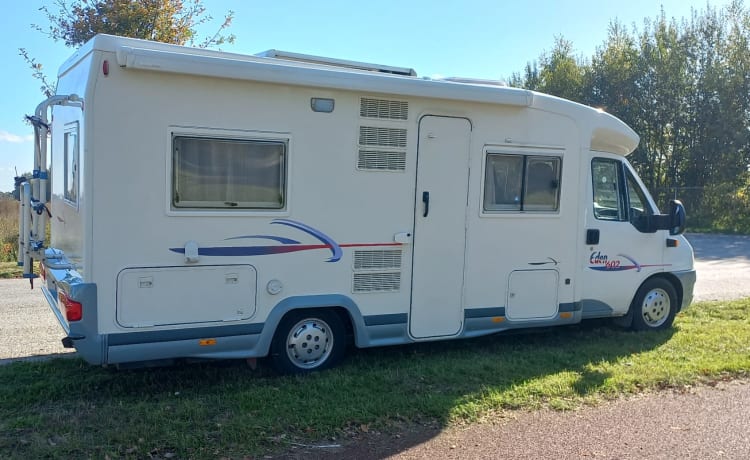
xmin=18 ymin=35 xmax=695 ymax=373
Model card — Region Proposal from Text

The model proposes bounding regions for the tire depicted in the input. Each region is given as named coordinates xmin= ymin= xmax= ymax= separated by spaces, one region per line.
xmin=630 ymin=278 xmax=678 ymax=331
xmin=269 ymin=309 xmax=347 ymax=375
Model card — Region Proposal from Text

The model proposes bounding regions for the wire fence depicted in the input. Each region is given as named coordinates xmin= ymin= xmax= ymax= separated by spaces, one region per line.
xmin=653 ymin=184 xmax=750 ymax=232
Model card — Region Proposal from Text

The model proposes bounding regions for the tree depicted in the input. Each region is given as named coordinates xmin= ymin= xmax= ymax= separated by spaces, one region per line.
xmin=21 ymin=0 xmax=235 ymax=96
xmin=537 ymin=36 xmax=587 ymax=102
xmin=509 ymin=37 xmax=587 ymax=102
xmin=510 ymin=1 xmax=750 ymax=230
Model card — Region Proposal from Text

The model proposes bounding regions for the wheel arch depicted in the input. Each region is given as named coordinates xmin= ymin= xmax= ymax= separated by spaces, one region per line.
xmin=635 ymin=273 xmax=683 ymax=313
xmin=616 ymin=273 xmax=682 ymax=329
xmin=257 ymin=294 xmax=365 ymax=357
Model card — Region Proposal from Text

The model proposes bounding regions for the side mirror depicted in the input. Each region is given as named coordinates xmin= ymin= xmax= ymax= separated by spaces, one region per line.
xmin=669 ymin=199 xmax=686 ymax=235
xmin=651 ymin=199 xmax=686 ymax=234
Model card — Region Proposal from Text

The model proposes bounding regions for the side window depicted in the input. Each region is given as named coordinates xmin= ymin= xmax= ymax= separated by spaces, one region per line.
xmin=63 ymin=122 xmax=79 ymax=205
xmin=484 ymin=154 xmax=523 ymax=211
xmin=626 ymin=171 xmax=651 ymax=218
xmin=172 ymin=136 xmax=287 ymax=209
xmin=484 ymin=153 xmax=561 ymax=212
xmin=524 ymin=156 xmax=561 ymax=211
xmin=591 ymin=158 xmax=625 ymax=221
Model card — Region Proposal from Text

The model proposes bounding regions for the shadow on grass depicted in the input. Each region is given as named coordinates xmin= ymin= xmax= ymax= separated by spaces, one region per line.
xmin=0 ymin=322 xmax=675 ymax=459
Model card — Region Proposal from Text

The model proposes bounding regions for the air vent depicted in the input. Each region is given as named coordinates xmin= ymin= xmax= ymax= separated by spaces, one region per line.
xmin=353 ymin=272 xmax=401 ymax=293
xmin=354 ymin=249 xmax=403 ymax=270
xmin=360 ymin=98 xmax=409 ymax=120
xmin=357 ymin=150 xmax=406 ymax=171
xmin=359 ymin=126 xmax=407 ymax=148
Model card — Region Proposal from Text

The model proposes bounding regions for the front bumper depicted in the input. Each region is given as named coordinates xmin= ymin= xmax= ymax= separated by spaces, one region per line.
xmin=674 ymin=269 xmax=697 ymax=311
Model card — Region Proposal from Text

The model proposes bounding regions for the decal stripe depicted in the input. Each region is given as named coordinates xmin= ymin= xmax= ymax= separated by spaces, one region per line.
xmin=223 ymin=235 xmax=301 ymax=244
xmin=169 ymin=242 xmax=403 ymax=257
xmin=340 ymin=243 xmax=403 ymax=248
xmin=272 ymin=219 xmax=343 ymax=262
xmin=363 ymin=313 xmax=408 ymax=326
xmin=589 ymin=263 xmax=672 ymax=272
xmin=168 ymin=219 xmax=404 ymax=260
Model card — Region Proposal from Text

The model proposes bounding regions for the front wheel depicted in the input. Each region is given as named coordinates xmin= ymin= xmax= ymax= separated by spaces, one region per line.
xmin=269 ymin=310 xmax=347 ymax=375
xmin=630 ymin=278 xmax=678 ymax=331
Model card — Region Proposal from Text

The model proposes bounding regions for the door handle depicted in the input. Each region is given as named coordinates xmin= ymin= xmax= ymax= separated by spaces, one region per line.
xmin=422 ymin=191 xmax=430 ymax=217
xmin=586 ymin=229 xmax=600 ymax=245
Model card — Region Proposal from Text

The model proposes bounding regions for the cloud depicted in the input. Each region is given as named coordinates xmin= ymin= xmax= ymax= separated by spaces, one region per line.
xmin=0 ymin=130 xmax=33 ymax=143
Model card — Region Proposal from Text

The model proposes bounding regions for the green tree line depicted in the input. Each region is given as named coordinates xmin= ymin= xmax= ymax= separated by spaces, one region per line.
xmin=510 ymin=1 xmax=750 ymax=232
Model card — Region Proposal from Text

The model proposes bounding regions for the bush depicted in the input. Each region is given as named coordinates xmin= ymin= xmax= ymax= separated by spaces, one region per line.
xmin=654 ymin=183 xmax=750 ymax=234
xmin=0 ymin=199 xmax=19 ymax=263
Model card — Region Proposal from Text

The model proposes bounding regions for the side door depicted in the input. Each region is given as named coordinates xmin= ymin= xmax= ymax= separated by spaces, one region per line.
xmin=410 ymin=116 xmax=471 ymax=339
xmin=582 ymin=155 xmax=666 ymax=316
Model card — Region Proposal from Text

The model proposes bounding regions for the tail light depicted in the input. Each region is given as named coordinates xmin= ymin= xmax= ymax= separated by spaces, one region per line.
xmin=40 ymin=263 xmax=46 ymax=281
xmin=58 ymin=291 xmax=82 ymax=322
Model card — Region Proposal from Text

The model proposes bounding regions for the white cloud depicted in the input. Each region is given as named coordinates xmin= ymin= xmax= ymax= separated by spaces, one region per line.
xmin=0 ymin=130 xmax=33 ymax=143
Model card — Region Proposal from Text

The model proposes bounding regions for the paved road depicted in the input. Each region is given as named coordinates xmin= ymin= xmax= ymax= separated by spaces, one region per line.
xmin=313 ymin=380 xmax=750 ymax=460
xmin=0 ymin=233 xmax=748 ymax=363
xmin=689 ymin=233 xmax=750 ymax=301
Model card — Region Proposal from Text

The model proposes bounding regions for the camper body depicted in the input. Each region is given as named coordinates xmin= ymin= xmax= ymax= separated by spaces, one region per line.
xmin=20 ymin=35 xmax=695 ymax=372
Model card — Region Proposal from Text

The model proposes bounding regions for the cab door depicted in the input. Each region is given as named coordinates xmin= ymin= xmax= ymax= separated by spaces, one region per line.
xmin=581 ymin=154 xmax=667 ymax=317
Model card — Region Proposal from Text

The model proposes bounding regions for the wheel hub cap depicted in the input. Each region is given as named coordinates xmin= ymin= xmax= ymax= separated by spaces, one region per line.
xmin=641 ymin=288 xmax=670 ymax=327
xmin=286 ymin=319 xmax=333 ymax=369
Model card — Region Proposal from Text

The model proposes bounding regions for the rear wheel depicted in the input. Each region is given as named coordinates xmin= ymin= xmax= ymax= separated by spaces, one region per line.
xmin=630 ymin=278 xmax=678 ymax=331
xmin=270 ymin=310 xmax=346 ymax=375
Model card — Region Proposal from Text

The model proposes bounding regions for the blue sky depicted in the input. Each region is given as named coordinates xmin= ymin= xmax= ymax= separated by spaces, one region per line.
xmin=0 ymin=0 xmax=736 ymax=192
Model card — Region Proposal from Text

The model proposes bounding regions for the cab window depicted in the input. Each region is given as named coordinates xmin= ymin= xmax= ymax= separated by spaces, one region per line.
xmin=592 ymin=158 xmax=655 ymax=232
xmin=591 ymin=158 xmax=625 ymax=220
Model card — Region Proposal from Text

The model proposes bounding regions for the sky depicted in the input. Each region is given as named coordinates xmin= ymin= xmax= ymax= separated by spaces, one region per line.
xmin=0 ymin=0 xmax=738 ymax=192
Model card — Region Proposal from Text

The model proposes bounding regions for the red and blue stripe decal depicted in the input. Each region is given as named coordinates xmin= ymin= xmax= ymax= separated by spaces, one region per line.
xmin=169 ymin=219 xmax=400 ymax=262
xmin=588 ymin=252 xmax=671 ymax=272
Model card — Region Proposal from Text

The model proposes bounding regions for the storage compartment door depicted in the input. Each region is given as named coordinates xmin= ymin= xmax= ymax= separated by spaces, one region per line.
xmin=506 ymin=270 xmax=559 ymax=320
xmin=117 ymin=265 xmax=257 ymax=328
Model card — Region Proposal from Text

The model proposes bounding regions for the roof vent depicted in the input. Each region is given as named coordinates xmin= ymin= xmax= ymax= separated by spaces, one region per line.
xmin=256 ymin=49 xmax=417 ymax=76
xmin=439 ymin=77 xmax=508 ymax=87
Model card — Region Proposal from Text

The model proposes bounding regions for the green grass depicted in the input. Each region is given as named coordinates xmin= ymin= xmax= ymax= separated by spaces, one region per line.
xmin=0 ymin=299 xmax=748 ymax=459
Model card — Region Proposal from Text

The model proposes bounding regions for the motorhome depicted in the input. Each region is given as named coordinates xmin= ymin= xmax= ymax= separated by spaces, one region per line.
xmin=18 ymin=35 xmax=695 ymax=374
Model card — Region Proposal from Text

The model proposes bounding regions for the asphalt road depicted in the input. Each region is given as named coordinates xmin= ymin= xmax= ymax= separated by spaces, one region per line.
xmin=317 ymin=379 xmax=750 ymax=460
xmin=689 ymin=233 xmax=750 ymax=300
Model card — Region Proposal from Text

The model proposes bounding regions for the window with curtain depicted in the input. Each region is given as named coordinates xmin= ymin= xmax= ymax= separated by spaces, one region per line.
xmin=483 ymin=153 xmax=561 ymax=212
xmin=172 ymin=136 xmax=286 ymax=209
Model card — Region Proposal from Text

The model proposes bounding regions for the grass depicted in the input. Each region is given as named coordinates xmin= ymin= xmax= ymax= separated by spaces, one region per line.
xmin=0 ymin=299 xmax=748 ymax=459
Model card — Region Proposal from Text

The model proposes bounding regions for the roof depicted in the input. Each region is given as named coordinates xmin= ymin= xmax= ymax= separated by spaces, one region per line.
xmin=61 ymin=34 xmax=639 ymax=155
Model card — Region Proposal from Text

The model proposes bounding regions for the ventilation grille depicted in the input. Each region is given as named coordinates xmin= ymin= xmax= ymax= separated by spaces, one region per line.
xmin=354 ymin=249 xmax=403 ymax=270
xmin=353 ymin=272 xmax=401 ymax=293
xmin=360 ymin=98 xmax=409 ymax=120
xmin=359 ymin=126 xmax=407 ymax=148
xmin=352 ymin=249 xmax=402 ymax=293
xmin=357 ymin=150 xmax=406 ymax=171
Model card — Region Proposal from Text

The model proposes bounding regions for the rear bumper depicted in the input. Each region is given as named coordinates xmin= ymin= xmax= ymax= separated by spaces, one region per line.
xmin=40 ymin=266 xmax=103 ymax=364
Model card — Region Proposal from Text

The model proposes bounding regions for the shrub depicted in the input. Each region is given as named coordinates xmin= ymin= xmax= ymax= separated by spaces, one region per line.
xmin=0 ymin=199 xmax=19 ymax=263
